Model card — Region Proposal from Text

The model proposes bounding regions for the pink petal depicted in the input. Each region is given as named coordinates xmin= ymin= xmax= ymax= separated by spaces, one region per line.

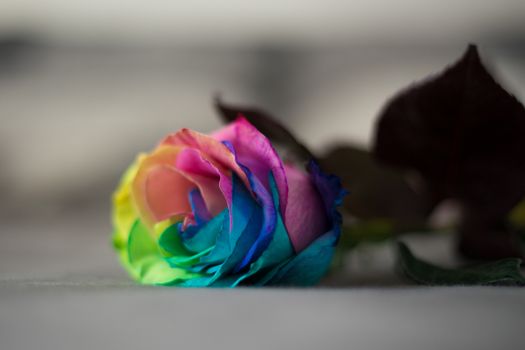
xmin=211 ymin=117 xmax=288 ymax=216
xmin=283 ymin=164 xmax=328 ymax=252
xmin=175 ymin=148 xmax=227 ymax=216
xmin=161 ymin=128 xmax=251 ymax=211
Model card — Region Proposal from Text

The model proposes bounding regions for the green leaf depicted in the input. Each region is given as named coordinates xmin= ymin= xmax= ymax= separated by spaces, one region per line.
xmin=397 ymin=241 xmax=525 ymax=286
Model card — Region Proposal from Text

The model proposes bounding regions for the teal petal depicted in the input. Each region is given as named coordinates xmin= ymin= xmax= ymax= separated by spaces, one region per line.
xmin=199 ymin=173 xmax=258 ymax=265
xmin=180 ymin=174 xmax=261 ymax=286
xmin=261 ymin=229 xmax=338 ymax=286
xmin=182 ymin=209 xmax=228 ymax=253
xmin=206 ymin=208 xmax=262 ymax=284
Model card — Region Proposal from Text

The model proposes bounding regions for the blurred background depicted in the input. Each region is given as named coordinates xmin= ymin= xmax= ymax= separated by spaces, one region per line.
xmin=1 ymin=0 xmax=525 ymax=280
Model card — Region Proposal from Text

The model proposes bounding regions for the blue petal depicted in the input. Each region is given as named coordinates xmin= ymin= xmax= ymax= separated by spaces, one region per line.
xmin=199 ymin=173 xmax=256 ymax=265
xmin=308 ymin=160 xmax=346 ymax=222
xmin=177 ymin=188 xmax=211 ymax=241
xmin=189 ymin=188 xmax=212 ymax=226
xmin=179 ymin=173 xmax=262 ymax=286
xmin=308 ymin=160 xmax=347 ymax=237
xmin=234 ymin=165 xmax=277 ymax=271
xmin=232 ymin=173 xmax=294 ymax=286
xmin=221 ymin=141 xmax=279 ymax=270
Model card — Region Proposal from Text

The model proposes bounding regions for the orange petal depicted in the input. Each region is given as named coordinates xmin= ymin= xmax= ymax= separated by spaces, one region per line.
xmin=132 ymin=145 xmax=192 ymax=225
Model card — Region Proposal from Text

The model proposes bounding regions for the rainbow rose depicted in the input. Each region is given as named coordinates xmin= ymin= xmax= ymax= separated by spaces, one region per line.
xmin=112 ymin=117 xmax=345 ymax=286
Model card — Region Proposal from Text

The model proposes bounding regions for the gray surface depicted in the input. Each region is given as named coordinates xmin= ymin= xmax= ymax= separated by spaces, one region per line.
xmin=1 ymin=211 xmax=524 ymax=350
xmin=1 ymin=283 xmax=524 ymax=350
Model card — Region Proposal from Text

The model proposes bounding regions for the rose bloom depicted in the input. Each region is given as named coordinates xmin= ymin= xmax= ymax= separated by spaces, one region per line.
xmin=112 ymin=118 xmax=345 ymax=287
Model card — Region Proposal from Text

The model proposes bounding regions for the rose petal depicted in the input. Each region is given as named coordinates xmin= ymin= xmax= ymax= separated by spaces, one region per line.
xmin=144 ymin=165 xmax=193 ymax=222
xmin=307 ymin=160 xmax=347 ymax=227
xmin=161 ymin=128 xmax=251 ymax=224
xmin=232 ymin=173 xmax=294 ymax=286
xmin=161 ymin=128 xmax=250 ymax=192
xmin=234 ymin=165 xmax=277 ymax=271
xmin=132 ymin=145 xmax=193 ymax=224
xmin=188 ymin=188 xmax=212 ymax=225
xmin=261 ymin=229 xmax=339 ymax=286
xmin=175 ymin=148 xmax=226 ymax=216
xmin=211 ymin=117 xmax=288 ymax=217
xmin=284 ymin=164 xmax=328 ymax=252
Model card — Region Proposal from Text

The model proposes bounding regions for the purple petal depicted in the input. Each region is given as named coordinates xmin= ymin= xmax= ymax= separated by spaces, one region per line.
xmin=283 ymin=164 xmax=329 ymax=252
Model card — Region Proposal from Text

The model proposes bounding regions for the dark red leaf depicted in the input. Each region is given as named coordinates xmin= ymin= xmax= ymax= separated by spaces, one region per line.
xmin=373 ymin=45 xmax=525 ymax=259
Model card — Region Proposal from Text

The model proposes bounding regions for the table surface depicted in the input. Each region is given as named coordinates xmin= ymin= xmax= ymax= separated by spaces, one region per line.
xmin=1 ymin=211 xmax=524 ymax=350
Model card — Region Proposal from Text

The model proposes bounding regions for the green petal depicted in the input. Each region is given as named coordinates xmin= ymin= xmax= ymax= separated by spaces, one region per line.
xmin=157 ymin=222 xmax=191 ymax=257
xmin=128 ymin=219 xmax=201 ymax=285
